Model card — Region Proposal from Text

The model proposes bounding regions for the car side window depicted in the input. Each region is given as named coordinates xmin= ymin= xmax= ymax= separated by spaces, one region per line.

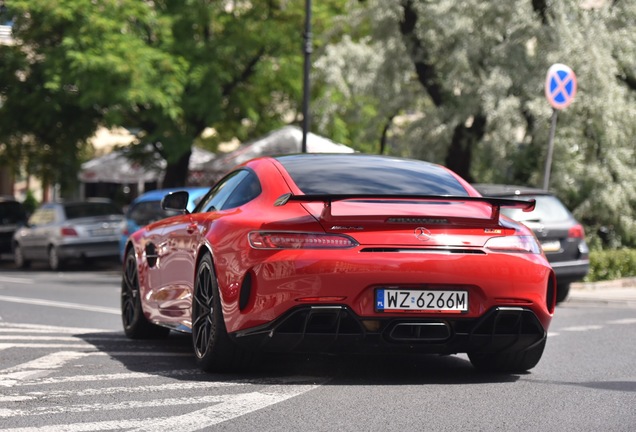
xmin=221 ymin=171 xmax=261 ymax=210
xmin=28 ymin=207 xmax=56 ymax=226
xmin=195 ymin=170 xmax=251 ymax=213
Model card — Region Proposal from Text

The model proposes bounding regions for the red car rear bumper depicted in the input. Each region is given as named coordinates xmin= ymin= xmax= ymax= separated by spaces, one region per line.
xmin=221 ymin=248 xmax=556 ymax=337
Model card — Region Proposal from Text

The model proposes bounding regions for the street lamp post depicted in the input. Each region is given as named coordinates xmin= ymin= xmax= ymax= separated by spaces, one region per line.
xmin=301 ymin=0 xmax=312 ymax=153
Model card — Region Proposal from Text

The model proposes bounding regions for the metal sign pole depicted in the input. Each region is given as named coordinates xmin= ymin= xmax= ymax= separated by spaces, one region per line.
xmin=543 ymin=109 xmax=558 ymax=191
xmin=543 ymin=63 xmax=577 ymax=191
xmin=301 ymin=0 xmax=312 ymax=153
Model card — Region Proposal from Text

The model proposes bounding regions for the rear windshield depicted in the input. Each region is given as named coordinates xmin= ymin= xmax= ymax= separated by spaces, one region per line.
xmin=277 ymin=155 xmax=469 ymax=196
xmin=501 ymin=195 xmax=571 ymax=223
xmin=127 ymin=201 xmax=180 ymax=226
xmin=63 ymin=202 xmax=123 ymax=219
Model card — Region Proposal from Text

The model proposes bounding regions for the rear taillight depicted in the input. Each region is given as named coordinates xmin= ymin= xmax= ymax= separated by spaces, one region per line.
xmin=248 ymin=231 xmax=358 ymax=249
xmin=61 ymin=227 xmax=78 ymax=237
xmin=485 ymin=235 xmax=541 ymax=254
xmin=568 ymin=224 xmax=585 ymax=239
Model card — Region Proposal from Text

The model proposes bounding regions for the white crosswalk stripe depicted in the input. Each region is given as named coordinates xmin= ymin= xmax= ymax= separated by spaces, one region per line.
xmin=0 ymin=322 xmax=325 ymax=430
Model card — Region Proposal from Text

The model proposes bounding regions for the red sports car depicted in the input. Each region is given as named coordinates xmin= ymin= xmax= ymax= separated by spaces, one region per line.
xmin=121 ymin=154 xmax=556 ymax=373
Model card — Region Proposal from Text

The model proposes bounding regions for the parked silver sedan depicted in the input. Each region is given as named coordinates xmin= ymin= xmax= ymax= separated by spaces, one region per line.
xmin=12 ymin=200 xmax=125 ymax=270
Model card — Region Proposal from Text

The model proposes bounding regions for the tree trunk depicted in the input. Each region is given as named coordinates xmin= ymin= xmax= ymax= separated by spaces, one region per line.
xmin=379 ymin=114 xmax=396 ymax=155
xmin=161 ymin=149 xmax=192 ymax=188
xmin=444 ymin=115 xmax=486 ymax=183
xmin=399 ymin=0 xmax=486 ymax=181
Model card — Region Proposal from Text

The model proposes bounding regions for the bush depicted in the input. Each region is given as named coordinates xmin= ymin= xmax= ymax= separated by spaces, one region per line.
xmin=22 ymin=190 xmax=38 ymax=215
xmin=586 ymin=249 xmax=636 ymax=282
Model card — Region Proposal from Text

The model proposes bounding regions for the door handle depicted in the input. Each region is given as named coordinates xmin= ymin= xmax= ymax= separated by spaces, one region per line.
xmin=186 ymin=223 xmax=197 ymax=234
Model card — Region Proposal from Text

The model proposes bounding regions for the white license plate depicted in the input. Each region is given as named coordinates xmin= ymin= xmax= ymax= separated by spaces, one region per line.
xmin=90 ymin=228 xmax=115 ymax=236
xmin=541 ymin=240 xmax=561 ymax=253
xmin=376 ymin=289 xmax=468 ymax=312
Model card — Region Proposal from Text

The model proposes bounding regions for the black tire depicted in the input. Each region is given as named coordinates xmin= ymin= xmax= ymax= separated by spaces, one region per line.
xmin=13 ymin=243 xmax=30 ymax=269
xmin=556 ymin=283 xmax=571 ymax=303
xmin=192 ymin=253 xmax=249 ymax=372
xmin=468 ymin=338 xmax=546 ymax=373
xmin=121 ymin=249 xmax=170 ymax=339
xmin=48 ymin=246 xmax=64 ymax=271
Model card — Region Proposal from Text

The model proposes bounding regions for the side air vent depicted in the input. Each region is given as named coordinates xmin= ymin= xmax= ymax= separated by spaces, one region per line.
xmin=145 ymin=244 xmax=158 ymax=267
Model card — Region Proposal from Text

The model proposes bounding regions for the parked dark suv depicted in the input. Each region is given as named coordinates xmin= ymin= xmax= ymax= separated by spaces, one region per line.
xmin=0 ymin=196 xmax=28 ymax=258
xmin=474 ymin=184 xmax=589 ymax=303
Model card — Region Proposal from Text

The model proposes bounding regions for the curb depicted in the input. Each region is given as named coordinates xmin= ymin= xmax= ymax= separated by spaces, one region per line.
xmin=568 ymin=277 xmax=636 ymax=305
xmin=571 ymin=277 xmax=636 ymax=291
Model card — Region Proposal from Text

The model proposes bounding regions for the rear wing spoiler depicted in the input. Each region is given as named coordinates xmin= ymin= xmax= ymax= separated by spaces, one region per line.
xmin=274 ymin=193 xmax=535 ymax=223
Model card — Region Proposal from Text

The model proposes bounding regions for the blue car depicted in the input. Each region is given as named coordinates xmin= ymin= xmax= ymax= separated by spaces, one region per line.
xmin=119 ymin=187 xmax=209 ymax=261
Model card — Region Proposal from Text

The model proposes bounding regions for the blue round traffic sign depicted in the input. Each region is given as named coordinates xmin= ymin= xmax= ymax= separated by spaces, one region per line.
xmin=545 ymin=63 xmax=577 ymax=110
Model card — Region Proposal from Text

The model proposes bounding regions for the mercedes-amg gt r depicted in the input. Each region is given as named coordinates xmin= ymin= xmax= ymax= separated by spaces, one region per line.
xmin=121 ymin=154 xmax=556 ymax=373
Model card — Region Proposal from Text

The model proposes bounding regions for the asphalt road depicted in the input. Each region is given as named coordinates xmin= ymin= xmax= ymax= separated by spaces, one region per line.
xmin=0 ymin=262 xmax=635 ymax=431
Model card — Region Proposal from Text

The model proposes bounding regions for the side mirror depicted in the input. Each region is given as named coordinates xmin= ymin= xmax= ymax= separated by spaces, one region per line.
xmin=161 ymin=191 xmax=189 ymax=213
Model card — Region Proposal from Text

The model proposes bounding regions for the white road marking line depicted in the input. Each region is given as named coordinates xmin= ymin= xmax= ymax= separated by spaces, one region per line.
xmin=0 ymin=328 xmax=112 ymax=335
xmin=89 ymin=351 xmax=191 ymax=356
xmin=130 ymin=385 xmax=322 ymax=432
xmin=0 ymin=342 xmax=193 ymax=357
xmin=0 ymin=322 xmax=110 ymax=333
xmin=0 ymin=351 xmax=91 ymax=386
xmin=560 ymin=325 xmax=604 ymax=332
xmin=0 ymin=343 xmax=104 ymax=350
xmin=1 ymin=384 xmax=324 ymax=431
xmin=0 ymin=295 xmax=119 ymax=315
xmin=0 ymin=351 xmax=90 ymax=374
xmin=1 ymin=394 xmax=228 ymax=417
xmin=0 ymin=348 xmax=193 ymax=387
xmin=0 ymin=336 xmax=124 ymax=341
xmin=0 ymin=376 xmax=320 ymax=402
xmin=6 ymin=369 xmax=204 ymax=386
xmin=547 ymin=332 xmax=559 ymax=337
xmin=0 ymin=417 xmax=172 ymax=431
xmin=0 ymin=321 xmax=323 ymax=431
xmin=0 ymin=381 xmax=245 ymax=402
xmin=0 ymin=276 xmax=34 ymax=284
xmin=607 ymin=318 xmax=636 ymax=325
xmin=0 ymin=344 xmax=190 ymax=355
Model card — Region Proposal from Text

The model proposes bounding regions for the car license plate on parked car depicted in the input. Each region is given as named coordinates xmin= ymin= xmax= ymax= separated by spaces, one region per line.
xmin=376 ymin=289 xmax=468 ymax=312
xmin=90 ymin=228 xmax=116 ymax=236
xmin=540 ymin=240 xmax=561 ymax=253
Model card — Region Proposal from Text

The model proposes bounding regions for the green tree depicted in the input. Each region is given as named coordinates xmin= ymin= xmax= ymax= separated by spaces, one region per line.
xmin=0 ymin=40 xmax=101 ymax=197
xmin=311 ymin=0 xmax=636 ymax=248
xmin=0 ymin=0 xmax=346 ymax=190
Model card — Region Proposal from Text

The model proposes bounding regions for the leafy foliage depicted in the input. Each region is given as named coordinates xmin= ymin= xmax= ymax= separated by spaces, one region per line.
xmin=0 ymin=0 xmax=345 ymax=188
xmin=1 ymin=0 xmax=634 ymax=250
xmin=310 ymin=0 xmax=636 ymax=248
xmin=587 ymin=249 xmax=636 ymax=282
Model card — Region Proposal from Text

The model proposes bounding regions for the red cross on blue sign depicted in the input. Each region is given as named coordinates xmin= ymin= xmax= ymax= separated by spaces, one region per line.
xmin=545 ymin=63 xmax=577 ymax=110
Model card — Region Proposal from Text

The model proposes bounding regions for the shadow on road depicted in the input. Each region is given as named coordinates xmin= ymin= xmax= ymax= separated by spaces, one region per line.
xmin=76 ymin=330 xmax=521 ymax=386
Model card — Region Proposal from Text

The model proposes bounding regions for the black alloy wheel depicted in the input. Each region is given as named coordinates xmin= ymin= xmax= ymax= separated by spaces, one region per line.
xmin=13 ymin=243 xmax=30 ymax=268
xmin=48 ymin=245 xmax=63 ymax=271
xmin=556 ymin=283 xmax=571 ymax=303
xmin=192 ymin=253 xmax=246 ymax=372
xmin=121 ymin=249 xmax=169 ymax=339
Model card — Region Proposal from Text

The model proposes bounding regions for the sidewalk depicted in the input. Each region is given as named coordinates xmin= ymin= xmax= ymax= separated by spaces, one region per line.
xmin=568 ymin=277 xmax=636 ymax=306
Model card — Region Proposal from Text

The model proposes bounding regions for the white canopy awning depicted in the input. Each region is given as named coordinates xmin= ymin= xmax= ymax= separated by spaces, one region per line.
xmin=204 ymin=126 xmax=355 ymax=179
xmin=79 ymin=146 xmax=215 ymax=184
